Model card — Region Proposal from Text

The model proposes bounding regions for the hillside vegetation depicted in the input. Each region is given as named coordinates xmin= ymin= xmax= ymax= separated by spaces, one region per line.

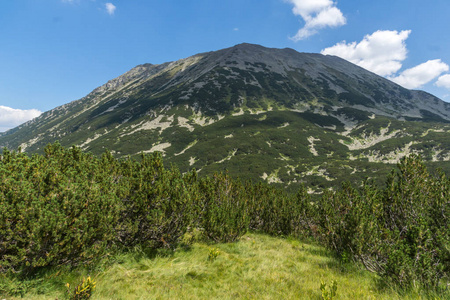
xmin=3 ymin=44 xmax=450 ymax=194
xmin=0 ymin=143 xmax=449 ymax=298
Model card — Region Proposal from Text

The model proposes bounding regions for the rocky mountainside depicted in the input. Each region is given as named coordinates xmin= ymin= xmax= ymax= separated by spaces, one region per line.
xmin=2 ymin=43 xmax=450 ymax=192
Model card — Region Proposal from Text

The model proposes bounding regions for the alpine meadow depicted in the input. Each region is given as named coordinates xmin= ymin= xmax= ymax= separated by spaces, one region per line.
xmin=1 ymin=43 xmax=449 ymax=299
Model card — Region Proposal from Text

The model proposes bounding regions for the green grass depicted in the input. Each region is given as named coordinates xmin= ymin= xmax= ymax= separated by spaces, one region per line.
xmin=2 ymin=233 xmax=445 ymax=299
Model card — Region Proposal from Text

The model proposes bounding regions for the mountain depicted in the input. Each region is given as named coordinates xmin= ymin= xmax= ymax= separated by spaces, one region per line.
xmin=2 ymin=43 xmax=450 ymax=192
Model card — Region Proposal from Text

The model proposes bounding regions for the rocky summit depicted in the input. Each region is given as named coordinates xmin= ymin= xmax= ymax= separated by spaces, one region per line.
xmin=2 ymin=43 xmax=450 ymax=192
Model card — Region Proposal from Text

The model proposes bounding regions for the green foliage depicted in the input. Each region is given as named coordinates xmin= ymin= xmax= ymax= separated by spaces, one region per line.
xmin=0 ymin=143 xmax=120 ymax=274
xmin=0 ymin=142 xmax=448 ymax=296
xmin=380 ymin=155 xmax=449 ymax=288
xmin=0 ymin=144 xmax=197 ymax=274
xmin=198 ymin=173 xmax=249 ymax=243
xmin=246 ymin=183 xmax=311 ymax=236
xmin=0 ymin=275 xmax=30 ymax=297
xmin=117 ymin=152 xmax=196 ymax=249
xmin=312 ymin=154 xmax=449 ymax=290
xmin=207 ymin=248 xmax=220 ymax=261
xmin=66 ymin=276 xmax=96 ymax=300
xmin=320 ymin=279 xmax=338 ymax=300
xmin=315 ymin=182 xmax=382 ymax=263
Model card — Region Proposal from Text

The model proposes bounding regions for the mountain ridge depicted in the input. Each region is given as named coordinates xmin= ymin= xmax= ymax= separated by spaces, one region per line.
xmin=2 ymin=43 xmax=450 ymax=192
xmin=5 ymin=42 xmax=448 ymax=134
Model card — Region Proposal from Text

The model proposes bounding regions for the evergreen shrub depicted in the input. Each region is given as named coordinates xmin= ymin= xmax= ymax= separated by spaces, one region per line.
xmin=313 ymin=155 xmax=449 ymax=289
xmin=1 ymin=143 xmax=447 ymax=292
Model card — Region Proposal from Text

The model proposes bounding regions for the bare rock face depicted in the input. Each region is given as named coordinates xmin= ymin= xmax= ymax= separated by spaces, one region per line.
xmin=2 ymin=43 xmax=450 ymax=192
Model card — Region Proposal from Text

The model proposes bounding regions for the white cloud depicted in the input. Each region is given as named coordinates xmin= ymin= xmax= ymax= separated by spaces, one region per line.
xmin=389 ymin=59 xmax=449 ymax=89
xmin=321 ymin=29 xmax=450 ymax=90
xmin=321 ymin=30 xmax=411 ymax=77
xmin=436 ymin=74 xmax=450 ymax=89
xmin=0 ymin=106 xmax=42 ymax=132
xmin=287 ymin=0 xmax=346 ymax=40
xmin=105 ymin=3 xmax=116 ymax=16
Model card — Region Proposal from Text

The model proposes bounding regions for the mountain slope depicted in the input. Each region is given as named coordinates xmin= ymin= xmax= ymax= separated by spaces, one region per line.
xmin=2 ymin=43 xmax=450 ymax=192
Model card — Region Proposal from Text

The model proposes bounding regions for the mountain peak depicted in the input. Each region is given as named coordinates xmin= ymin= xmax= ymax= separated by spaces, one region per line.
xmin=1 ymin=43 xmax=450 ymax=193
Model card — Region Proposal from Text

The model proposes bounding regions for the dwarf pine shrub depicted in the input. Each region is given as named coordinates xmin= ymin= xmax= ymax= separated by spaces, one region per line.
xmin=0 ymin=144 xmax=120 ymax=274
xmin=116 ymin=152 xmax=196 ymax=249
xmin=198 ymin=173 xmax=249 ymax=243
xmin=313 ymin=155 xmax=449 ymax=289
xmin=0 ymin=143 xmax=447 ymax=292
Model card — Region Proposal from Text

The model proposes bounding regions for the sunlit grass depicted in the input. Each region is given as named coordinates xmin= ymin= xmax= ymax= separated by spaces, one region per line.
xmin=2 ymin=233 xmax=446 ymax=299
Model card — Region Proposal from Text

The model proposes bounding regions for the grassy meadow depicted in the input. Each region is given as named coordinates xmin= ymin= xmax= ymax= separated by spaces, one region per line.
xmin=2 ymin=233 xmax=446 ymax=299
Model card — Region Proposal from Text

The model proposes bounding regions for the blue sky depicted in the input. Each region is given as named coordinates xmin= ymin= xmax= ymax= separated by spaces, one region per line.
xmin=2 ymin=0 xmax=450 ymax=131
